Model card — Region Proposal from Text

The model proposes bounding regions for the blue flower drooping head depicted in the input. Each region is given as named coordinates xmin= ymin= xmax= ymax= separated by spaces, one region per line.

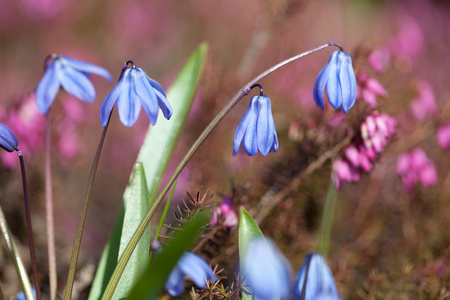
xmin=242 ymin=238 xmax=292 ymax=300
xmin=35 ymin=54 xmax=112 ymax=115
xmin=0 ymin=123 xmax=19 ymax=152
xmin=294 ymin=252 xmax=342 ymax=300
xmin=100 ymin=61 xmax=173 ymax=127
xmin=233 ymin=85 xmax=278 ymax=157
xmin=313 ymin=50 xmax=357 ymax=113
xmin=165 ymin=252 xmax=217 ymax=297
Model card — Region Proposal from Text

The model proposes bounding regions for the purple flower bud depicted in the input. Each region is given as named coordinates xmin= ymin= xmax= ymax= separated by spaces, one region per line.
xmin=0 ymin=123 xmax=19 ymax=152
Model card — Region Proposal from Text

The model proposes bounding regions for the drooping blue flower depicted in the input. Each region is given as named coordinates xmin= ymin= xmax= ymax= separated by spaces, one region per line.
xmin=35 ymin=55 xmax=112 ymax=115
xmin=233 ymin=95 xmax=278 ymax=157
xmin=313 ymin=50 xmax=357 ymax=113
xmin=242 ymin=238 xmax=292 ymax=300
xmin=294 ymin=252 xmax=342 ymax=300
xmin=0 ymin=123 xmax=19 ymax=152
xmin=100 ymin=65 xmax=173 ymax=127
xmin=165 ymin=252 xmax=217 ymax=297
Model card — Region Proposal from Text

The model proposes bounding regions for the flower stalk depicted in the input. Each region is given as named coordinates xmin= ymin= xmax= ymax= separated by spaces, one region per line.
xmin=17 ymin=151 xmax=42 ymax=300
xmin=101 ymin=42 xmax=339 ymax=299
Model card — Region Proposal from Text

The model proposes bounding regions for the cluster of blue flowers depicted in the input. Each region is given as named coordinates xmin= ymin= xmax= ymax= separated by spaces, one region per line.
xmin=242 ymin=238 xmax=342 ymax=300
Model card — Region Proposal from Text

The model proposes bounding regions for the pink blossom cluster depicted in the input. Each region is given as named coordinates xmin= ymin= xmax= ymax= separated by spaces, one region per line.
xmin=410 ymin=81 xmax=437 ymax=120
xmin=210 ymin=196 xmax=238 ymax=228
xmin=396 ymin=148 xmax=437 ymax=193
xmin=356 ymin=71 xmax=387 ymax=109
xmin=0 ymin=94 xmax=44 ymax=168
xmin=437 ymin=122 xmax=450 ymax=150
xmin=332 ymin=113 xmax=396 ymax=188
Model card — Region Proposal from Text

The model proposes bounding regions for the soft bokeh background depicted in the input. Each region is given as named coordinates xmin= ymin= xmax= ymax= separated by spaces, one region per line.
xmin=1 ymin=0 xmax=450 ymax=298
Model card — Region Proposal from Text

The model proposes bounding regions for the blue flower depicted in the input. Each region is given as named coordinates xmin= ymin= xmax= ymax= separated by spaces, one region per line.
xmin=313 ymin=50 xmax=357 ymax=113
xmin=242 ymin=238 xmax=292 ymax=300
xmin=233 ymin=95 xmax=278 ymax=157
xmin=14 ymin=288 xmax=36 ymax=300
xmin=35 ymin=55 xmax=112 ymax=114
xmin=100 ymin=65 xmax=173 ymax=127
xmin=165 ymin=252 xmax=217 ymax=297
xmin=0 ymin=123 xmax=19 ymax=152
xmin=294 ymin=252 xmax=341 ymax=300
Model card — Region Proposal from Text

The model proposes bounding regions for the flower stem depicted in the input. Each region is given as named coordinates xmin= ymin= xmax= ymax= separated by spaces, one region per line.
xmin=64 ymin=63 xmax=128 ymax=300
xmin=17 ymin=151 xmax=41 ymax=300
xmin=44 ymin=113 xmax=57 ymax=300
xmin=300 ymin=252 xmax=313 ymax=300
xmin=101 ymin=41 xmax=338 ymax=299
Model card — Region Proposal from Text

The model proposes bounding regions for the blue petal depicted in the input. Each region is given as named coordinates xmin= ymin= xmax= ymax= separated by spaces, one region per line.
xmin=100 ymin=69 xmax=129 ymax=127
xmin=340 ymin=53 xmax=357 ymax=113
xmin=133 ymin=68 xmax=159 ymax=125
xmin=242 ymin=97 xmax=259 ymax=156
xmin=313 ymin=55 xmax=334 ymax=110
xmin=35 ymin=60 xmax=61 ymax=114
xmin=294 ymin=253 xmax=341 ymax=300
xmin=0 ymin=123 xmax=19 ymax=152
xmin=243 ymin=238 xmax=292 ymax=300
xmin=58 ymin=60 xmax=96 ymax=102
xmin=325 ymin=51 xmax=343 ymax=109
xmin=178 ymin=252 xmax=217 ymax=289
xmin=116 ymin=69 xmax=142 ymax=127
xmin=256 ymin=96 xmax=275 ymax=157
xmin=233 ymin=98 xmax=256 ymax=156
xmin=148 ymin=77 xmax=172 ymax=119
xmin=60 ymin=56 xmax=112 ymax=81
xmin=165 ymin=266 xmax=185 ymax=297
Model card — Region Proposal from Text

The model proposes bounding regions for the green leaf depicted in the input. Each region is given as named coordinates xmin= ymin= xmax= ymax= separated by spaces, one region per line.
xmin=126 ymin=212 xmax=209 ymax=300
xmin=317 ymin=179 xmax=337 ymax=257
xmin=89 ymin=44 xmax=208 ymax=299
xmin=137 ymin=43 xmax=208 ymax=203
xmin=238 ymin=207 xmax=265 ymax=300
xmin=88 ymin=206 xmax=124 ymax=300
xmin=112 ymin=163 xmax=150 ymax=299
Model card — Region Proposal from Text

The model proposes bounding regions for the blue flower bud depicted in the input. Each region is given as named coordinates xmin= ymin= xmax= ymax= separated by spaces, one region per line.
xmin=233 ymin=95 xmax=278 ymax=157
xmin=313 ymin=50 xmax=357 ymax=113
xmin=165 ymin=252 xmax=217 ymax=297
xmin=100 ymin=66 xmax=172 ymax=127
xmin=0 ymin=123 xmax=19 ymax=152
xmin=242 ymin=238 xmax=292 ymax=300
xmin=294 ymin=252 xmax=342 ymax=300
xmin=35 ymin=55 xmax=112 ymax=115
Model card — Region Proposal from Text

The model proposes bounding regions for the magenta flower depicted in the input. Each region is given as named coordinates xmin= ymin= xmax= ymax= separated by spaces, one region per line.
xmin=356 ymin=71 xmax=387 ymax=109
xmin=410 ymin=81 xmax=436 ymax=120
xmin=437 ymin=122 xmax=450 ymax=150
xmin=397 ymin=148 xmax=437 ymax=193
xmin=210 ymin=196 xmax=238 ymax=228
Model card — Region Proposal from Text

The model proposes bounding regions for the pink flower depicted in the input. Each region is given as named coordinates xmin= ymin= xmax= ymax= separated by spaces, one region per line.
xmin=397 ymin=148 xmax=437 ymax=193
xmin=211 ymin=196 xmax=238 ymax=228
xmin=356 ymin=71 xmax=387 ymax=109
xmin=437 ymin=122 xmax=450 ymax=150
xmin=368 ymin=48 xmax=390 ymax=73
xmin=410 ymin=81 xmax=437 ymax=120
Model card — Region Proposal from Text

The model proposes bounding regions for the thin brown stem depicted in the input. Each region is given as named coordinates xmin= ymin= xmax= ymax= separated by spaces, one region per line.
xmin=17 ymin=151 xmax=41 ymax=300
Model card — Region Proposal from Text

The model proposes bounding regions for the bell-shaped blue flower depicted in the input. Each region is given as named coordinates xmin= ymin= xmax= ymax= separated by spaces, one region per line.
xmin=0 ymin=123 xmax=19 ymax=152
xmin=233 ymin=95 xmax=278 ymax=157
xmin=242 ymin=238 xmax=292 ymax=300
xmin=294 ymin=252 xmax=342 ymax=300
xmin=313 ymin=50 xmax=357 ymax=113
xmin=165 ymin=252 xmax=217 ymax=297
xmin=100 ymin=65 xmax=173 ymax=127
xmin=35 ymin=55 xmax=112 ymax=114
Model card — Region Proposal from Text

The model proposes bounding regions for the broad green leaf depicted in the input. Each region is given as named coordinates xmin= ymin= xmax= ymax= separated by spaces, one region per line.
xmin=112 ymin=163 xmax=150 ymax=299
xmin=88 ymin=44 xmax=208 ymax=299
xmin=238 ymin=207 xmax=265 ymax=300
xmin=126 ymin=212 xmax=209 ymax=300
xmin=137 ymin=43 xmax=208 ymax=203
